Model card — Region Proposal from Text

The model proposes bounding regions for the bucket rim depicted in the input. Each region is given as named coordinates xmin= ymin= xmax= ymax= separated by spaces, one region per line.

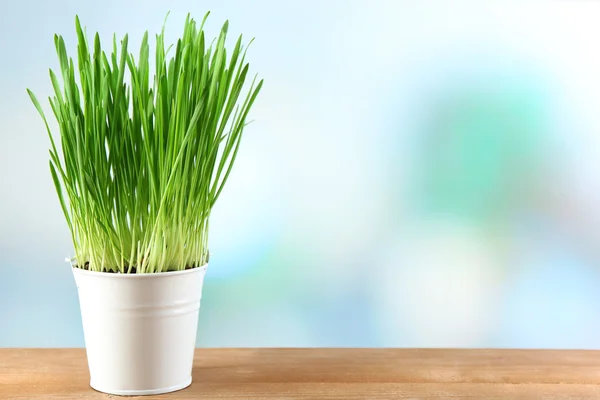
xmin=71 ymin=264 xmax=208 ymax=279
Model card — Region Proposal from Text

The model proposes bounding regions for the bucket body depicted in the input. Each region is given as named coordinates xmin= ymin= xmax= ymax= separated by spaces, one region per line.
xmin=72 ymin=265 xmax=207 ymax=396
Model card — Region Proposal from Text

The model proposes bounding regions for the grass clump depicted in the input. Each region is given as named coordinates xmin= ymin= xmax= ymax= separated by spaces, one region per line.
xmin=27 ymin=12 xmax=263 ymax=273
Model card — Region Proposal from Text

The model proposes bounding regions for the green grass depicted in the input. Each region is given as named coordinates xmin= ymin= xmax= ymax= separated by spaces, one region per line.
xmin=27 ymin=12 xmax=263 ymax=273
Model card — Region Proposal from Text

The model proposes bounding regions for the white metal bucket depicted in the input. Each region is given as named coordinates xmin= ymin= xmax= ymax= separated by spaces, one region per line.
xmin=72 ymin=265 xmax=207 ymax=396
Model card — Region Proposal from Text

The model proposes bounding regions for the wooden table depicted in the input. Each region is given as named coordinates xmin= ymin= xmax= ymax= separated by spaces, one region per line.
xmin=2 ymin=348 xmax=600 ymax=399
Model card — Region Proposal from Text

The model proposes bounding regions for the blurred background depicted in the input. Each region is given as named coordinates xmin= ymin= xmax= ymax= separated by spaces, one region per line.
xmin=2 ymin=0 xmax=600 ymax=348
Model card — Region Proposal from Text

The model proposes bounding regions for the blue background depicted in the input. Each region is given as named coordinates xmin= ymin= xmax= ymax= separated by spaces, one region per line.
xmin=3 ymin=1 xmax=600 ymax=348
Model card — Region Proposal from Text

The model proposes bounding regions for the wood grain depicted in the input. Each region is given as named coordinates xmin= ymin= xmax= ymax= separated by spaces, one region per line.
xmin=2 ymin=348 xmax=600 ymax=399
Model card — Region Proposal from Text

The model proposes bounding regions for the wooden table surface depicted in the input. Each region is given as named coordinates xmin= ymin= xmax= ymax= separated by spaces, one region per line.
xmin=2 ymin=348 xmax=600 ymax=399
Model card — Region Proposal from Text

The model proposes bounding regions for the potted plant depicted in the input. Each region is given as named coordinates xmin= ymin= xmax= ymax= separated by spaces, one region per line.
xmin=27 ymin=12 xmax=262 ymax=396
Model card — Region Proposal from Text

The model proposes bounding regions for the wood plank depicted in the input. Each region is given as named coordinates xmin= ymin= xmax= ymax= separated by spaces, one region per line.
xmin=2 ymin=348 xmax=600 ymax=399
